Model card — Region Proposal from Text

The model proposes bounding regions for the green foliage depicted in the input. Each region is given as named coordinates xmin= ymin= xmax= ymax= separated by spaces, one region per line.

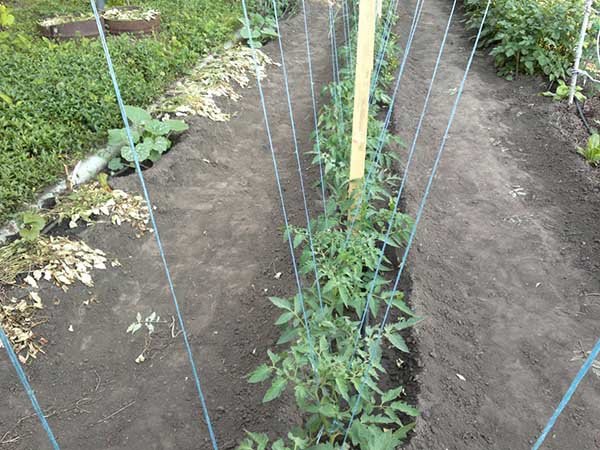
xmin=18 ymin=211 xmax=46 ymax=242
xmin=578 ymin=133 xmax=600 ymax=166
xmin=463 ymin=0 xmax=597 ymax=81
xmin=542 ymin=79 xmax=585 ymax=102
xmin=239 ymin=13 xmax=278 ymax=48
xmin=0 ymin=4 xmax=15 ymax=29
xmin=106 ymin=105 xmax=188 ymax=171
xmin=0 ymin=0 xmax=241 ymax=222
xmin=247 ymin=0 xmax=298 ymax=20
xmin=239 ymin=3 xmax=419 ymax=448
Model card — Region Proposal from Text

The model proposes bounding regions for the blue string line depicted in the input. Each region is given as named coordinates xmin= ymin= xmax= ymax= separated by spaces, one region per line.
xmin=241 ymin=0 xmax=319 ymax=378
xmin=271 ymin=0 xmax=324 ymax=314
xmin=342 ymin=0 xmax=492 ymax=442
xmin=531 ymin=338 xmax=600 ymax=450
xmin=370 ymin=0 xmax=400 ymax=100
xmin=342 ymin=0 xmax=353 ymax=72
xmin=300 ymin=0 xmax=328 ymax=222
xmin=0 ymin=329 xmax=60 ymax=449
xmin=90 ymin=3 xmax=219 ymax=448
xmin=345 ymin=0 xmax=425 ymax=244
xmin=328 ymin=3 xmax=345 ymax=150
xmin=347 ymin=0 xmax=457 ymax=368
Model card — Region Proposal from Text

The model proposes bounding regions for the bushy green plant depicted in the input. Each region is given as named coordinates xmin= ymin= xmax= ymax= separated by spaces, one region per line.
xmin=578 ymin=133 xmax=600 ymax=166
xmin=247 ymin=0 xmax=298 ymax=20
xmin=542 ymin=79 xmax=585 ymax=102
xmin=18 ymin=211 xmax=46 ymax=242
xmin=464 ymin=0 xmax=597 ymax=81
xmin=239 ymin=13 xmax=278 ymax=48
xmin=107 ymin=105 xmax=188 ymax=171
xmin=0 ymin=4 xmax=15 ymax=29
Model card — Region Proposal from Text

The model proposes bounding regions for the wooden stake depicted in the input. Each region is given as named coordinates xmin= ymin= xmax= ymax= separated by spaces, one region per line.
xmin=348 ymin=0 xmax=377 ymax=212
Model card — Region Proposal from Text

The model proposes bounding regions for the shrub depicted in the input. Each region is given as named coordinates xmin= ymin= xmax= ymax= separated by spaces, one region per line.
xmin=463 ymin=0 xmax=599 ymax=81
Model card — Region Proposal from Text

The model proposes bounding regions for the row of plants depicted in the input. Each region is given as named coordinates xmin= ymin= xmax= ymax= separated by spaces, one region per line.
xmin=0 ymin=0 xmax=290 ymax=223
xmin=239 ymin=4 xmax=420 ymax=449
xmin=463 ymin=0 xmax=599 ymax=81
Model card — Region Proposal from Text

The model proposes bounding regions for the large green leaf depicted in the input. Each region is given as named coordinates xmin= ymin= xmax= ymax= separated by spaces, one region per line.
xmin=153 ymin=136 xmax=171 ymax=154
xmin=318 ymin=402 xmax=338 ymax=418
xmin=124 ymin=105 xmax=151 ymax=125
xmin=381 ymin=386 xmax=404 ymax=404
xmin=145 ymin=119 xmax=171 ymax=136
xmin=164 ymin=119 xmax=189 ymax=132
xmin=389 ymin=401 xmax=419 ymax=416
xmin=386 ymin=333 xmax=409 ymax=353
xmin=262 ymin=377 xmax=287 ymax=403
xmin=269 ymin=296 xmax=292 ymax=311
xmin=109 ymin=128 xmax=140 ymax=147
xmin=121 ymin=139 xmax=152 ymax=162
xmin=276 ymin=327 xmax=298 ymax=345
xmin=248 ymin=364 xmax=271 ymax=383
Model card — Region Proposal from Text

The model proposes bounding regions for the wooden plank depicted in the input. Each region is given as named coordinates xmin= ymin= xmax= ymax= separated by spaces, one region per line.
xmin=348 ymin=0 xmax=377 ymax=213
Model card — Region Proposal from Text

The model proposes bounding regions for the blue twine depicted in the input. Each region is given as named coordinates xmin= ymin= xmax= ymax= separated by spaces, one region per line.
xmin=0 ymin=328 xmax=60 ymax=449
xmin=345 ymin=0 xmax=425 ymax=244
xmin=271 ymin=0 xmax=324 ymax=313
xmin=531 ymin=338 xmax=600 ymax=450
xmin=300 ymin=0 xmax=328 ymax=222
xmin=342 ymin=0 xmax=492 ymax=442
xmin=241 ymin=0 xmax=319 ymax=378
xmin=90 ymin=2 xmax=219 ymax=448
xmin=342 ymin=0 xmax=353 ymax=72
xmin=328 ymin=3 xmax=346 ymax=149
xmin=347 ymin=0 xmax=457 ymax=368
xmin=370 ymin=0 xmax=400 ymax=100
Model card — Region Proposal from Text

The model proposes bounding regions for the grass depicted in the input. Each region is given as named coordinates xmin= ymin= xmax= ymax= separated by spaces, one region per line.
xmin=0 ymin=0 xmax=244 ymax=222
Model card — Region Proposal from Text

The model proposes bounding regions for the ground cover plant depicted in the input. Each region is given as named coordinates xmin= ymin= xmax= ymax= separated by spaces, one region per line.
xmin=238 ymin=3 xmax=420 ymax=448
xmin=0 ymin=0 xmax=283 ymax=223
xmin=463 ymin=0 xmax=600 ymax=81
xmin=106 ymin=105 xmax=188 ymax=171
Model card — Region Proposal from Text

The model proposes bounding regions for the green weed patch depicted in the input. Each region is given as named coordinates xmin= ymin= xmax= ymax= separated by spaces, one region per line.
xmin=0 ymin=0 xmax=245 ymax=222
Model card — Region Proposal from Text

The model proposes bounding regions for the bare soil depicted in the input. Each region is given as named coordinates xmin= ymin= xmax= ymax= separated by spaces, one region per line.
xmin=393 ymin=1 xmax=600 ymax=449
xmin=3 ymin=1 xmax=600 ymax=450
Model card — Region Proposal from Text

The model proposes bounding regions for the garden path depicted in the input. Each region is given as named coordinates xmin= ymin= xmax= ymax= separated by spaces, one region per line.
xmin=394 ymin=1 xmax=600 ymax=449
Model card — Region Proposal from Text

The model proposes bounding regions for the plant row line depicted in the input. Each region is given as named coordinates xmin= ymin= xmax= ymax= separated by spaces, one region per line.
xmin=239 ymin=3 xmax=420 ymax=449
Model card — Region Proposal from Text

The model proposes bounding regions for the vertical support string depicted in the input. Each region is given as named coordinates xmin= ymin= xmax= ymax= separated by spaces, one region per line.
xmin=348 ymin=0 xmax=458 ymax=367
xmin=328 ymin=2 xmax=346 ymax=151
xmin=271 ymin=0 xmax=324 ymax=313
xmin=342 ymin=0 xmax=492 ymax=442
xmin=344 ymin=0 xmax=425 ymax=243
xmin=300 ymin=0 xmax=328 ymax=221
xmin=90 ymin=2 xmax=219 ymax=448
xmin=240 ymin=0 xmax=319 ymax=379
xmin=0 ymin=329 xmax=60 ymax=449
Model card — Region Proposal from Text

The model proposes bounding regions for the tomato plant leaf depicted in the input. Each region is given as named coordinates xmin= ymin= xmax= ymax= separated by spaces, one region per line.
xmin=262 ymin=376 xmax=287 ymax=403
xmin=248 ymin=364 xmax=272 ymax=383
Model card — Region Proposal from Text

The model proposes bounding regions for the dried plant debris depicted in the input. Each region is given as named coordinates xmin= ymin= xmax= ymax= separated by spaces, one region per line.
xmin=0 ymin=291 xmax=46 ymax=362
xmin=49 ymin=182 xmax=150 ymax=234
xmin=0 ymin=236 xmax=109 ymax=290
xmin=103 ymin=8 xmax=159 ymax=21
xmin=154 ymin=45 xmax=276 ymax=121
xmin=38 ymin=13 xmax=94 ymax=27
